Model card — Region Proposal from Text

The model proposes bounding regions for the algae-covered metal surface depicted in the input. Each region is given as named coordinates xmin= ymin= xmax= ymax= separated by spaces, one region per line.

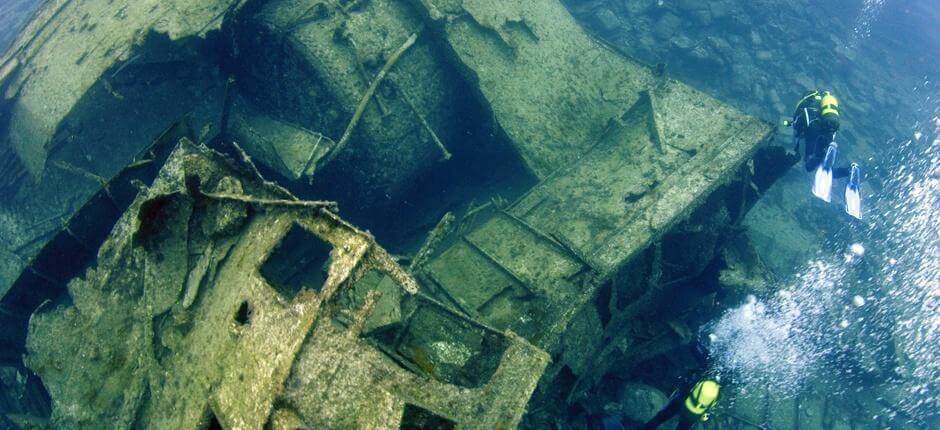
xmin=0 ymin=0 xmax=244 ymax=176
xmin=420 ymin=81 xmax=775 ymax=352
xmin=24 ymin=141 xmax=548 ymax=428
xmin=233 ymin=0 xmax=462 ymax=201
xmin=410 ymin=0 xmax=655 ymax=178
xmin=511 ymin=86 xmax=772 ymax=277
xmin=0 ymin=0 xmax=240 ymax=299
xmin=405 ymin=0 xmax=776 ymax=360
xmin=1 ymin=0 xmax=796 ymax=427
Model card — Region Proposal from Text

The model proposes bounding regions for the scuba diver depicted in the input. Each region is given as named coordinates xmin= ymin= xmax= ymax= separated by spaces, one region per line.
xmin=638 ymin=338 xmax=720 ymax=430
xmin=784 ymin=89 xmax=863 ymax=219
xmin=638 ymin=377 xmax=720 ymax=430
xmin=587 ymin=337 xmax=721 ymax=430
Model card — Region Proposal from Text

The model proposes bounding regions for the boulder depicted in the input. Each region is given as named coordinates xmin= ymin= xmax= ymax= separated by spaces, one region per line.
xmin=676 ymin=0 xmax=708 ymax=12
xmin=618 ymin=383 xmax=668 ymax=425
xmin=671 ymin=35 xmax=695 ymax=52
xmin=707 ymin=36 xmax=734 ymax=60
xmin=690 ymin=9 xmax=713 ymax=27
xmin=653 ymin=12 xmax=682 ymax=40
xmin=709 ymin=2 xmax=733 ymax=20
xmin=593 ymin=8 xmax=622 ymax=33
xmin=624 ymin=0 xmax=657 ymax=16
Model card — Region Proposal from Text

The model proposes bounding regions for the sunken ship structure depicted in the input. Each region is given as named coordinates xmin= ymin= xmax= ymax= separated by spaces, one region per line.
xmin=0 ymin=0 xmax=810 ymax=428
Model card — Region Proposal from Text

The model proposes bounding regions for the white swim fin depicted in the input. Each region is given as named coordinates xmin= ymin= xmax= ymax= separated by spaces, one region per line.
xmin=845 ymin=163 xmax=862 ymax=220
xmin=812 ymin=142 xmax=838 ymax=202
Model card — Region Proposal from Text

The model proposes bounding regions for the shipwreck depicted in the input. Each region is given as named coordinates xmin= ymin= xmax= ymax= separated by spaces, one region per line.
xmin=0 ymin=0 xmax=794 ymax=428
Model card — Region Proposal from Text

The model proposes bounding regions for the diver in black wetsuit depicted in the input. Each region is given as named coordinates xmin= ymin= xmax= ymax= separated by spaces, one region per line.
xmin=786 ymin=89 xmax=863 ymax=218
xmin=587 ymin=338 xmax=721 ymax=430
xmin=787 ymin=89 xmax=850 ymax=178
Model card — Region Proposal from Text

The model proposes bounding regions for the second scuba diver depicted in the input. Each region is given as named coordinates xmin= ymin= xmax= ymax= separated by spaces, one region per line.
xmin=638 ymin=377 xmax=720 ymax=430
xmin=638 ymin=338 xmax=720 ymax=430
xmin=588 ymin=337 xmax=721 ymax=430
xmin=784 ymin=89 xmax=863 ymax=219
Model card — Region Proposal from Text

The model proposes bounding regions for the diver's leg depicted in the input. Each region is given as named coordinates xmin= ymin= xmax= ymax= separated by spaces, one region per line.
xmin=803 ymin=138 xmax=820 ymax=172
xmin=833 ymin=166 xmax=850 ymax=179
xmin=805 ymin=156 xmax=820 ymax=172
xmin=674 ymin=415 xmax=697 ymax=430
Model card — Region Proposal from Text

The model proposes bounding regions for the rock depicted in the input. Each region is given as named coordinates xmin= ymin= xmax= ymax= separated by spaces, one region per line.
xmin=768 ymin=396 xmax=798 ymax=430
xmin=798 ymin=393 xmax=826 ymax=429
xmin=690 ymin=9 xmax=712 ymax=26
xmin=709 ymin=2 xmax=733 ymax=20
xmin=731 ymin=64 xmax=756 ymax=95
xmin=671 ymin=35 xmax=695 ymax=52
xmin=617 ymin=383 xmax=668 ymax=425
xmin=654 ymin=12 xmax=682 ymax=40
xmin=707 ymin=36 xmax=734 ymax=59
xmin=871 ymin=86 xmax=889 ymax=107
xmin=794 ymin=73 xmax=816 ymax=90
xmin=728 ymin=385 xmax=765 ymax=425
xmin=768 ymin=89 xmax=787 ymax=114
xmin=688 ymin=45 xmax=710 ymax=62
xmin=755 ymin=50 xmax=774 ymax=61
xmin=750 ymin=30 xmax=763 ymax=46
xmin=828 ymin=412 xmax=853 ymax=430
xmin=677 ymin=0 xmax=708 ymax=12
xmin=624 ymin=0 xmax=656 ymax=16
xmin=593 ymin=8 xmax=622 ymax=33
xmin=834 ymin=42 xmax=857 ymax=61
xmin=727 ymin=10 xmax=754 ymax=31
xmin=768 ymin=88 xmax=782 ymax=106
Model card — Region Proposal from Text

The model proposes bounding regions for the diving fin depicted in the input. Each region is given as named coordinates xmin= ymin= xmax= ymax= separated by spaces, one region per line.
xmin=812 ymin=142 xmax=838 ymax=202
xmin=845 ymin=163 xmax=862 ymax=220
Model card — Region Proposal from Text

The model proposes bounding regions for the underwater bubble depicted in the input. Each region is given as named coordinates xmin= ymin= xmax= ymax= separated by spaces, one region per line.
xmin=850 ymin=243 xmax=865 ymax=257
xmin=853 ymin=295 xmax=866 ymax=307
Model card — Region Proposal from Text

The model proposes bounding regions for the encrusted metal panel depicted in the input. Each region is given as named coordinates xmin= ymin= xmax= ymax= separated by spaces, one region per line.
xmin=513 ymin=83 xmax=773 ymax=277
xmin=25 ymin=142 xmax=548 ymax=429
xmin=411 ymin=0 xmax=655 ymax=178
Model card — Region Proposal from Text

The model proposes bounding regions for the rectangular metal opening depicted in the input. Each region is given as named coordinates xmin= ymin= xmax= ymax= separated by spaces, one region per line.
xmin=259 ymin=223 xmax=332 ymax=299
xmin=400 ymin=404 xmax=455 ymax=430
